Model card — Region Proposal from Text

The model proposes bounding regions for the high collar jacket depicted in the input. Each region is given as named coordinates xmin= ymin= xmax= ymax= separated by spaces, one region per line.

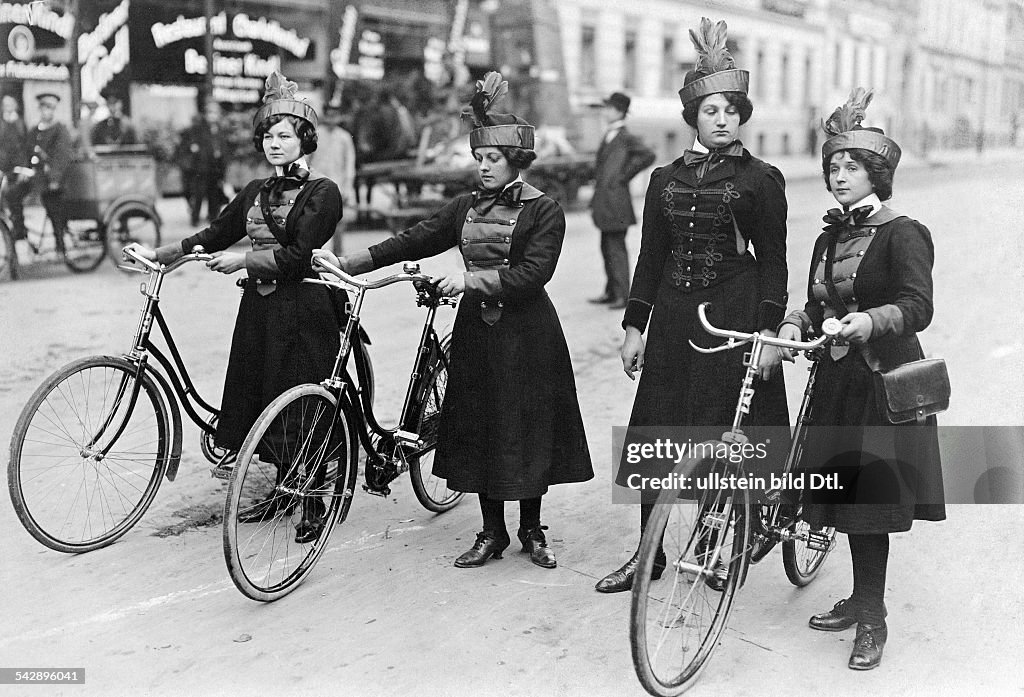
xmin=623 ymin=148 xmax=789 ymax=332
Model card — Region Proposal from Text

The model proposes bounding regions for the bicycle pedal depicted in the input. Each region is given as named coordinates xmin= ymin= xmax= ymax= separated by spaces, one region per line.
xmin=362 ymin=483 xmax=391 ymax=497
xmin=210 ymin=464 xmax=234 ymax=481
xmin=393 ymin=429 xmax=421 ymax=446
xmin=806 ymin=529 xmax=834 ymax=552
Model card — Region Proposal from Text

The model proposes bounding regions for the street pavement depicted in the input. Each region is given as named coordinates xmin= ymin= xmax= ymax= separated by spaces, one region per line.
xmin=0 ymin=157 xmax=1022 ymax=697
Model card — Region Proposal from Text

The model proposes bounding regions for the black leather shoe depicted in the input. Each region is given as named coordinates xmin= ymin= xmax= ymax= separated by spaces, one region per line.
xmin=594 ymin=549 xmax=667 ymax=593
xmin=237 ymin=492 xmax=296 ymax=523
xmin=294 ymin=499 xmax=327 ymax=544
xmin=849 ymin=622 xmax=887 ymax=670
xmin=517 ymin=525 xmax=556 ymax=568
xmin=454 ymin=531 xmax=510 ymax=568
xmin=588 ymin=295 xmax=615 ymax=304
xmin=809 ymin=598 xmax=860 ymax=632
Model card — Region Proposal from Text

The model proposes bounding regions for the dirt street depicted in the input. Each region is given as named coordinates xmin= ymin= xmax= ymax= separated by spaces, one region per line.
xmin=0 ymin=160 xmax=1022 ymax=697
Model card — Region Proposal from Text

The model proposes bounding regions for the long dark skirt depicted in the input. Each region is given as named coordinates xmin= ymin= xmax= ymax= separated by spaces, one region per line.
xmin=434 ymin=291 xmax=593 ymax=500
xmin=616 ymin=267 xmax=790 ymax=488
xmin=801 ymin=347 xmax=946 ymax=534
xmin=215 ymin=281 xmax=342 ymax=452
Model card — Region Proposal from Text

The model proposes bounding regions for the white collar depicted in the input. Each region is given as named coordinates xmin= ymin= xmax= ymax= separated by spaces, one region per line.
xmin=274 ymin=157 xmax=309 ymax=176
xmin=606 ymin=119 xmax=626 ymax=132
xmin=691 ymin=136 xmax=709 ymax=154
xmin=503 ymin=175 xmax=525 ymax=192
xmin=847 ymin=193 xmax=882 ymax=216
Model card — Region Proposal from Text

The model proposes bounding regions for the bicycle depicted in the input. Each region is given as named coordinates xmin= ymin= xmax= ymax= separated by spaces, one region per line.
xmin=222 ymin=256 xmax=464 ymax=602
xmin=630 ymin=302 xmax=842 ymax=696
xmin=7 ymin=246 xmax=228 ymax=553
xmin=0 ymin=148 xmax=161 ymax=281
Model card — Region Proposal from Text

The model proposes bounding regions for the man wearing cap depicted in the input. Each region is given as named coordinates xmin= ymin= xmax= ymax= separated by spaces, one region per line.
xmin=0 ymin=94 xmax=29 ymax=239
xmin=27 ymin=93 xmax=74 ymax=243
xmin=91 ymin=95 xmax=137 ymax=146
xmin=588 ymin=91 xmax=656 ymax=310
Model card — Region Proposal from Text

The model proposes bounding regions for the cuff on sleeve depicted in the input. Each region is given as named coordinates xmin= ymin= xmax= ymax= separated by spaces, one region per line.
xmin=755 ymin=298 xmax=788 ymax=331
xmin=347 ymin=248 xmax=376 ymax=275
xmin=245 ymin=250 xmax=278 ymax=277
xmin=464 ymin=269 xmax=502 ymax=296
xmin=155 ymin=242 xmax=185 ymax=265
xmin=865 ymin=304 xmax=905 ymax=339
xmin=622 ymin=298 xmax=653 ymax=333
xmin=778 ymin=310 xmax=811 ymax=334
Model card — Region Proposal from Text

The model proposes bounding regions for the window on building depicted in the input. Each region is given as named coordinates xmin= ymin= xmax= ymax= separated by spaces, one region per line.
xmin=804 ymin=53 xmax=812 ymax=106
xmin=661 ymin=26 xmax=678 ymax=94
xmin=757 ymin=132 xmax=766 ymax=154
xmin=581 ymin=24 xmax=597 ymax=88
xmin=833 ymin=41 xmax=842 ymax=88
xmin=780 ymin=48 xmax=790 ymax=103
xmin=624 ymin=27 xmax=638 ymax=91
xmin=782 ymin=132 xmax=790 ymax=155
xmin=756 ymin=49 xmax=765 ymax=99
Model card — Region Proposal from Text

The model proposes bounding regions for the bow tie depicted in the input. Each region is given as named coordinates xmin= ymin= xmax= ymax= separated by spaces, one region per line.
xmin=682 ymin=142 xmax=743 ymax=179
xmin=472 ymin=182 xmax=523 ymax=215
xmin=262 ymin=163 xmax=310 ymax=199
xmin=822 ymin=205 xmax=873 ymax=233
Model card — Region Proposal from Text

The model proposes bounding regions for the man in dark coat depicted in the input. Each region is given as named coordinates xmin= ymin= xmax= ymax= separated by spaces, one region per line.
xmin=589 ymin=92 xmax=656 ymax=309
xmin=0 ymin=94 xmax=29 ymax=239
xmin=90 ymin=95 xmax=137 ymax=146
xmin=27 ymin=93 xmax=75 ymax=242
xmin=175 ymin=102 xmax=228 ymax=226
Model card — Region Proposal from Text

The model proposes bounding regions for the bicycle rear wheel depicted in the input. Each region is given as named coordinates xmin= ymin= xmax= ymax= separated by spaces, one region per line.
xmin=8 ymin=356 xmax=171 ymax=552
xmin=409 ymin=338 xmax=463 ymax=512
xmin=60 ymin=220 xmax=106 ymax=272
xmin=223 ymin=384 xmax=358 ymax=602
xmin=631 ymin=457 xmax=752 ymax=696
xmin=782 ymin=518 xmax=836 ymax=587
xmin=105 ymin=205 xmax=161 ymax=272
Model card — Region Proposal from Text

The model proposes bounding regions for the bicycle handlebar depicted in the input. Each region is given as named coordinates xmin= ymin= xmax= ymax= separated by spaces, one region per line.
xmin=310 ymin=256 xmax=435 ymax=291
xmin=121 ymin=245 xmax=214 ymax=274
xmin=694 ymin=302 xmax=840 ymax=351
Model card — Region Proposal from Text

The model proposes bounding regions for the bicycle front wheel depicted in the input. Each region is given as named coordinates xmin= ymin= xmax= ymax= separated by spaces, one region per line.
xmin=408 ymin=339 xmax=463 ymax=513
xmin=223 ymin=384 xmax=358 ymax=602
xmin=631 ymin=457 xmax=752 ymax=696
xmin=8 ymin=356 xmax=171 ymax=552
xmin=782 ymin=518 xmax=836 ymax=587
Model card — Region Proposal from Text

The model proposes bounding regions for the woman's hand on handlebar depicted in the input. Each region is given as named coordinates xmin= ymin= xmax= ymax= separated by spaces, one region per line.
xmin=839 ymin=312 xmax=873 ymax=344
xmin=776 ymin=323 xmax=802 ymax=362
xmin=312 ymin=248 xmax=343 ymax=272
xmin=206 ymin=251 xmax=245 ymax=274
xmin=434 ymin=272 xmax=465 ymax=297
xmin=124 ymin=242 xmax=157 ymax=261
xmin=756 ymin=328 xmax=785 ymax=379
xmin=621 ymin=326 xmax=645 ymax=381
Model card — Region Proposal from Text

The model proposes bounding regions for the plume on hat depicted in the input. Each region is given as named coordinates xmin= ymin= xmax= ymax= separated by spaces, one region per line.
xmin=464 ymin=71 xmax=510 ymax=128
xmin=688 ymin=18 xmax=736 ymax=77
xmin=823 ymin=87 xmax=874 ymax=136
xmin=262 ymin=71 xmax=299 ymax=104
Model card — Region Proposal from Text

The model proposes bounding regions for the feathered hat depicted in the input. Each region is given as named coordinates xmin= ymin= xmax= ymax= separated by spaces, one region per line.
xmin=678 ymin=18 xmax=749 ymax=106
xmin=821 ymin=88 xmax=900 ymax=170
xmin=253 ymin=71 xmax=317 ymax=130
xmin=464 ymin=71 xmax=534 ymax=150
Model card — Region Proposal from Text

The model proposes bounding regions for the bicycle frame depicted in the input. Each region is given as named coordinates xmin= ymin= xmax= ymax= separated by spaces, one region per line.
xmin=306 ymin=257 xmax=455 ymax=494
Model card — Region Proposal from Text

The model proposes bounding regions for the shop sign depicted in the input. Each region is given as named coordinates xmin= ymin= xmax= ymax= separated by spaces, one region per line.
xmin=0 ymin=1 xmax=75 ymax=81
xmin=330 ymin=5 xmax=384 ymax=81
xmin=79 ymin=0 xmax=131 ymax=102
xmin=141 ymin=10 xmax=310 ymax=103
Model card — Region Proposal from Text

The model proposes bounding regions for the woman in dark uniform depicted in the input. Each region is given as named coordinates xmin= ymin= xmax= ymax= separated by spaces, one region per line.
xmin=314 ymin=72 xmax=593 ymax=569
xmin=128 ymin=72 xmax=343 ymax=541
xmin=778 ymin=88 xmax=945 ymax=670
xmin=596 ymin=18 xmax=790 ymax=593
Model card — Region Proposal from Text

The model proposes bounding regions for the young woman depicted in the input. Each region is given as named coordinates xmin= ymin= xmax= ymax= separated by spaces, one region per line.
xmin=313 ymin=72 xmax=592 ymax=569
xmin=127 ymin=72 xmax=343 ymax=542
xmin=596 ymin=17 xmax=790 ymax=593
xmin=778 ymin=88 xmax=945 ymax=670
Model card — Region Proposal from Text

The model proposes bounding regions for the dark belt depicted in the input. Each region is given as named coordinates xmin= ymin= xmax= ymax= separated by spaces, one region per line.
xmin=236 ymin=277 xmax=278 ymax=288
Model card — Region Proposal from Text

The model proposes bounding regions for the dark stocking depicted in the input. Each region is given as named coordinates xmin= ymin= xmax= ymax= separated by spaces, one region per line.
xmin=849 ymin=533 xmax=889 ymax=625
xmin=478 ymin=495 xmax=507 ymax=538
xmin=519 ymin=497 xmax=542 ymax=530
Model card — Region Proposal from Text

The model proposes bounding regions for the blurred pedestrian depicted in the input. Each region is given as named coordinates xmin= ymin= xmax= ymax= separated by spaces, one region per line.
xmin=588 ymin=91 xmax=655 ymax=309
xmin=596 ymin=18 xmax=789 ymax=593
xmin=127 ymin=72 xmax=343 ymax=542
xmin=175 ymin=102 xmax=229 ymax=226
xmin=778 ymin=88 xmax=945 ymax=671
xmin=310 ymin=107 xmax=356 ymax=252
xmin=25 ymin=93 xmax=75 ymax=245
xmin=0 ymin=94 xmax=29 ymax=239
xmin=314 ymin=72 xmax=593 ymax=570
xmin=90 ymin=94 xmax=137 ymax=146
